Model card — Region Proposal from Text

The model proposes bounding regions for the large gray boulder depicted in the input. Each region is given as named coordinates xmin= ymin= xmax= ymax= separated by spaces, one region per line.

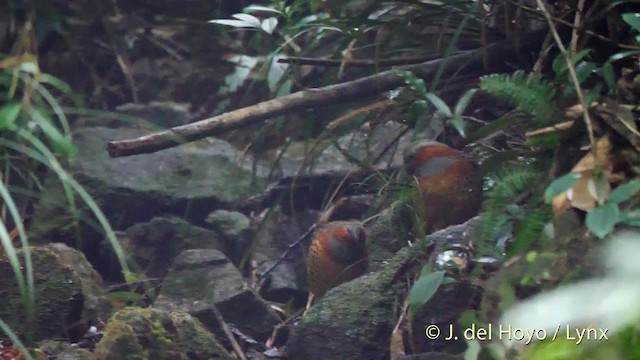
xmin=154 ymin=249 xmax=281 ymax=343
xmin=0 ymin=243 xmax=112 ymax=342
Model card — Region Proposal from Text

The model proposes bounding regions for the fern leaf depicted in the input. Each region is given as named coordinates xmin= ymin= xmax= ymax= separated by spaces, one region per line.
xmin=480 ymin=71 xmax=561 ymax=124
xmin=509 ymin=205 xmax=553 ymax=256
xmin=477 ymin=166 xmax=541 ymax=244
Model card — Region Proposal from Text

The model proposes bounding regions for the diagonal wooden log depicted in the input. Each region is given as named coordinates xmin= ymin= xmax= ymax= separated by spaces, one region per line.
xmin=107 ymin=30 xmax=547 ymax=158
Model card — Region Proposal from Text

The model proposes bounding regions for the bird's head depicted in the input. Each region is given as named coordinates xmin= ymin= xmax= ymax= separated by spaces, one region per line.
xmin=322 ymin=221 xmax=367 ymax=264
xmin=403 ymin=140 xmax=465 ymax=178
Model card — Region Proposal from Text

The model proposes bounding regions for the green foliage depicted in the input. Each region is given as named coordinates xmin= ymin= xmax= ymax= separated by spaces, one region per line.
xmin=622 ymin=12 xmax=640 ymax=35
xmin=508 ymin=205 xmax=553 ymax=256
xmin=0 ymin=319 xmax=35 ymax=360
xmin=397 ymin=69 xmax=477 ymax=138
xmin=544 ymin=173 xmax=581 ymax=203
xmin=609 ymin=180 xmax=640 ymax=204
xmin=407 ymin=269 xmax=445 ymax=316
xmin=477 ymin=166 xmax=545 ymax=255
xmin=480 ymin=71 xmax=561 ymax=124
xmin=586 ymin=203 xmax=620 ymax=239
xmin=477 ymin=166 xmax=540 ymax=241
xmin=581 ymin=180 xmax=640 ymax=239
xmin=0 ymin=46 xmax=134 ymax=349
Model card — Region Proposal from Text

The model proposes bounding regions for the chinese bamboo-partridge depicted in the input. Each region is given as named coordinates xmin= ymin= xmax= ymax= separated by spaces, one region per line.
xmin=403 ymin=140 xmax=483 ymax=231
xmin=306 ymin=221 xmax=368 ymax=299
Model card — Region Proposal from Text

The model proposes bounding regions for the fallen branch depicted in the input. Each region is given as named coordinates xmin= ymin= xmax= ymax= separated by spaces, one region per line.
xmin=276 ymin=53 xmax=449 ymax=67
xmin=107 ymin=30 xmax=547 ymax=158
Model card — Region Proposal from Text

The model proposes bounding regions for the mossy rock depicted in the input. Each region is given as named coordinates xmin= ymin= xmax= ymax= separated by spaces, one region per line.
xmin=93 ymin=307 xmax=232 ymax=360
xmin=0 ymin=243 xmax=112 ymax=342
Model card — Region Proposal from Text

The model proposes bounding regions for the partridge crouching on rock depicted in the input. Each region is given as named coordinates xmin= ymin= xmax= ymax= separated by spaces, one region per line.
xmin=306 ymin=221 xmax=368 ymax=299
xmin=403 ymin=140 xmax=483 ymax=232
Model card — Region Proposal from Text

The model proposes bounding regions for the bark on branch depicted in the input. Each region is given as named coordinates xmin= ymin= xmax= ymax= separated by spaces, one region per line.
xmin=107 ymin=30 xmax=547 ymax=158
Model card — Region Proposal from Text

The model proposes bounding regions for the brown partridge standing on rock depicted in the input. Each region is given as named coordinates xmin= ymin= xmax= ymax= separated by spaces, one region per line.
xmin=306 ymin=221 xmax=368 ymax=299
xmin=403 ymin=140 xmax=483 ymax=232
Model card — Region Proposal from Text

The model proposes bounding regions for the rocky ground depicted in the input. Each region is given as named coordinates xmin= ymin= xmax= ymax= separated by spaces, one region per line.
xmin=3 ymin=1 xmax=501 ymax=359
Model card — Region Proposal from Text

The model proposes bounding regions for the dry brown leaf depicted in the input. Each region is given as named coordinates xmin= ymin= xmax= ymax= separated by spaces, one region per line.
xmin=564 ymin=101 xmax=598 ymax=119
xmin=525 ymin=120 xmax=575 ymax=138
xmin=572 ymin=137 xmax=612 ymax=173
xmin=0 ymin=344 xmax=40 ymax=360
xmin=552 ymin=137 xmax=615 ymax=215
xmin=552 ymin=192 xmax=571 ymax=214
xmin=565 ymin=173 xmax=610 ymax=211
xmin=594 ymin=101 xmax=640 ymax=151
xmin=565 ymin=103 xmax=585 ymax=119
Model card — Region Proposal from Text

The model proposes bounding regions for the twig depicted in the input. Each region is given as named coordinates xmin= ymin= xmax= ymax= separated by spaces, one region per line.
xmin=277 ymin=54 xmax=448 ymax=67
xmin=258 ymin=224 xmax=317 ymax=281
xmin=535 ymin=0 xmax=596 ymax=151
xmin=210 ymin=303 xmax=248 ymax=360
xmin=107 ymin=30 xmax=549 ymax=158
xmin=326 ymin=100 xmax=396 ymax=130
xmin=570 ymin=0 xmax=586 ymax=53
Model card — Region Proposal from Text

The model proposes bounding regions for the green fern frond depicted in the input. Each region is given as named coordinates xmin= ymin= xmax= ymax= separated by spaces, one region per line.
xmin=477 ymin=166 xmax=542 ymax=245
xmin=480 ymin=71 xmax=561 ymax=124
xmin=509 ymin=205 xmax=553 ymax=256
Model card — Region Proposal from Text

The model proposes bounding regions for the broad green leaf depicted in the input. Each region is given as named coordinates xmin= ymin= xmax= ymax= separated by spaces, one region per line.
xmin=407 ymin=99 xmax=428 ymax=120
xmin=586 ymin=203 xmax=620 ymax=239
xmin=571 ymin=49 xmax=593 ymax=65
xmin=622 ymin=13 xmax=640 ymax=33
xmin=268 ymin=56 xmax=288 ymax=92
xmin=609 ymin=180 xmax=640 ymax=204
xmin=451 ymin=114 xmax=466 ymax=138
xmin=245 ymin=5 xmax=283 ymax=14
xmin=620 ymin=209 xmax=640 ymax=226
xmin=441 ymin=276 xmax=456 ymax=285
xmin=574 ymin=61 xmax=596 ymax=84
xmin=425 ymin=93 xmax=452 ymax=117
xmin=454 ymin=88 xmax=477 ymax=116
xmin=232 ymin=13 xmax=262 ymax=27
xmin=544 ymin=173 xmax=581 ymax=203
xmin=609 ymin=50 xmax=640 ymax=63
xmin=552 ymin=49 xmax=591 ymax=77
xmin=420 ymin=263 xmax=433 ymax=277
xmin=18 ymin=61 xmax=39 ymax=74
xmin=209 ymin=19 xmax=260 ymax=28
xmin=408 ymin=270 xmax=445 ymax=315
xmin=261 ymin=17 xmax=279 ymax=34
xmin=0 ymin=102 xmax=21 ymax=129
xmin=598 ymin=62 xmax=616 ymax=93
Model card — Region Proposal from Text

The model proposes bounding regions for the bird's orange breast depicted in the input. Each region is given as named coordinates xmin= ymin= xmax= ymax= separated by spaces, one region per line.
xmin=306 ymin=221 xmax=368 ymax=298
